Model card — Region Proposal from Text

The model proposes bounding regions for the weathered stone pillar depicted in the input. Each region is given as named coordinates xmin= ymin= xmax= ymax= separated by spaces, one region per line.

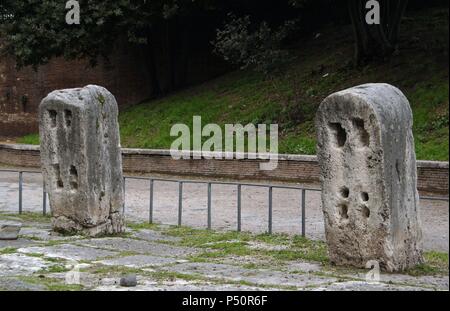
xmin=315 ymin=83 xmax=423 ymax=272
xmin=39 ymin=85 xmax=124 ymax=237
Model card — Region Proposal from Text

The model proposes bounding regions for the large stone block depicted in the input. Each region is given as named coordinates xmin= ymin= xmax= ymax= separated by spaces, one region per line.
xmin=0 ymin=221 xmax=22 ymax=240
xmin=39 ymin=85 xmax=124 ymax=237
xmin=315 ymin=83 xmax=423 ymax=272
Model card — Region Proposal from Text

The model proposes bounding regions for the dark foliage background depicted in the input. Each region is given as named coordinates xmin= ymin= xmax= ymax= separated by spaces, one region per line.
xmin=0 ymin=0 xmax=448 ymax=93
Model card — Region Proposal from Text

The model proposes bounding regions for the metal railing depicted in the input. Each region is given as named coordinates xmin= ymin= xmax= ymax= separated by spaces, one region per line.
xmin=122 ymin=175 xmax=321 ymax=236
xmin=1 ymin=168 xmax=449 ymax=237
xmin=0 ymin=169 xmax=48 ymax=216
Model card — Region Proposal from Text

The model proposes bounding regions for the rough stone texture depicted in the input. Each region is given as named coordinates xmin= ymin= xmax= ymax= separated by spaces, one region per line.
xmin=0 ymin=238 xmax=39 ymax=250
xmin=310 ymin=281 xmax=430 ymax=291
xmin=315 ymin=83 xmax=424 ymax=272
xmin=120 ymin=275 xmax=138 ymax=287
xmin=0 ymin=222 xmax=447 ymax=291
xmin=0 ymin=221 xmax=22 ymax=240
xmin=0 ymin=253 xmax=52 ymax=277
xmin=19 ymin=227 xmax=82 ymax=242
xmin=95 ymin=280 xmax=275 ymax=291
xmin=39 ymin=85 xmax=124 ymax=236
xmin=96 ymin=255 xmax=181 ymax=268
xmin=130 ymin=229 xmax=182 ymax=243
xmin=160 ymin=262 xmax=337 ymax=288
xmin=18 ymin=244 xmax=118 ymax=261
xmin=80 ymin=237 xmax=199 ymax=257
xmin=0 ymin=277 xmax=47 ymax=291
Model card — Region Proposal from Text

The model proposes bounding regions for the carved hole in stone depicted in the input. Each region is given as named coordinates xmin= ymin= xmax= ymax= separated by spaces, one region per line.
xmin=64 ymin=110 xmax=72 ymax=127
xmin=352 ymin=118 xmax=370 ymax=147
xmin=100 ymin=191 xmax=105 ymax=201
xmin=395 ymin=160 xmax=401 ymax=182
xmin=361 ymin=192 xmax=369 ymax=202
xmin=53 ymin=164 xmax=63 ymax=188
xmin=362 ymin=205 xmax=370 ymax=218
xmin=69 ymin=165 xmax=78 ymax=190
xmin=338 ymin=203 xmax=349 ymax=220
xmin=339 ymin=186 xmax=349 ymax=198
xmin=329 ymin=122 xmax=347 ymax=147
xmin=48 ymin=110 xmax=57 ymax=128
xmin=103 ymin=132 xmax=109 ymax=146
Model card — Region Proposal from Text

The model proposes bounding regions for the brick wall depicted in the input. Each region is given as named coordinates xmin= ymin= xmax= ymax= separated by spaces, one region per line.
xmin=0 ymin=42 xmax=153 ymax=137
xmin=0 ymin=144 xmax=448 ymax=194
xmin=0 ymin=32 xmax=227 ymax=138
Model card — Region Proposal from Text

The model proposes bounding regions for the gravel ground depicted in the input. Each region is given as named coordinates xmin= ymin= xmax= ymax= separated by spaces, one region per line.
xmin=0 ymin=168 xmax=448 ymax=251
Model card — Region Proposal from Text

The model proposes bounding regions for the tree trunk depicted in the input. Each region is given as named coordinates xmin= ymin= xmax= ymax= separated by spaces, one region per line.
xmin=347 ymin=0 xmax=408 ymax=64
xmin=142 ymin=18 xmax=190 ymax=97
xmin=143 ymin=31 xmax=162 ymax=96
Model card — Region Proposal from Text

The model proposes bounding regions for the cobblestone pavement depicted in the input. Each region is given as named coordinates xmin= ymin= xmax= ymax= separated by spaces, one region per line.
xmin=0 ymin=213 xmax=448 ymax=291
xmin=0 ymin=169 xmax=448 ymax=251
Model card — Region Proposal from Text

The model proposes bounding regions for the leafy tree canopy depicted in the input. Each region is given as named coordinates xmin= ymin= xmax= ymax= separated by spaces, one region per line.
xmin=1 ymin=0 xmax=222 ymax=67
xmin=0 ymin=1 xmax=417 ymax=82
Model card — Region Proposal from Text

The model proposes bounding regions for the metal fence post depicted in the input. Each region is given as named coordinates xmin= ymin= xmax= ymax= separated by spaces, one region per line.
xmin=301 ymin=189 xmax=306 ymax=237
xmin=237 ymin=184 xmax=242 ymax=232
xmin=178 ymin=181 xmax=183 ymax=226
xmin=42 ymin=184 xmax=47 ymax=216
xmin=122 ymin=177 xmax=126 ymax=214
xmin=4 ymin=169 xmax=449 ymax=240
xmin=207 ymin=183 xmax=212 ymax=230
xmin=268 ymin=186 xmax=273 ymax=234
xmin=18 ymin=172 xmax=23 ymax=214
xmin=149 ymin=179 xmax=154 ymax=224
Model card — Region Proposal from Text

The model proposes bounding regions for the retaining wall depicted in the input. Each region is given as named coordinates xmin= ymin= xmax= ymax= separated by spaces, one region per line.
xmin=0 ymin=144 xmax=447 ymax=194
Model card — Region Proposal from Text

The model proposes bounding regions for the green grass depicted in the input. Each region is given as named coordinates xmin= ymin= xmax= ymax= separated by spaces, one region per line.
xmin=82 ymin=264 xmax=298 ymax=290
xmin=17 ymin=276 xmax=83 ymax=291
xmin=129 ymin=224 xmax=446 ymax=273
xmin=144 ymin=270 xmax=298 ymax=290
xmin=162 ymin=225 xmax=329 ymax=264
xmin=39 ymin=264 xmax=72 ymax=274
xmin=0 ymin=211 xmax=51 ymax=223
xmin=406 ymin=251 xmax=449 ymax=276
xmin=126 ymin=221 xmax=161 ymax=231
xmin=0 ymin=247 xmax=18 ymax=255
xmin=85 ymin=265 xmax=143 ymax=275
xmin=16 ymin=7 xmax=449 ymax=161
xmin=17 ymin=133 xmax=39 ymax=145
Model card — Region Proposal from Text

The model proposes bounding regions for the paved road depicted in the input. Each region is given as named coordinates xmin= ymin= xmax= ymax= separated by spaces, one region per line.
xmin=0 ymin=168 xmax=448 ymax=251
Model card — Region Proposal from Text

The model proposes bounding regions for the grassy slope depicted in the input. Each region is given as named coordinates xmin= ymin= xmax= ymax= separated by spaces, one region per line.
xmin=19 ymin=7 xmax=449 ymax=160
